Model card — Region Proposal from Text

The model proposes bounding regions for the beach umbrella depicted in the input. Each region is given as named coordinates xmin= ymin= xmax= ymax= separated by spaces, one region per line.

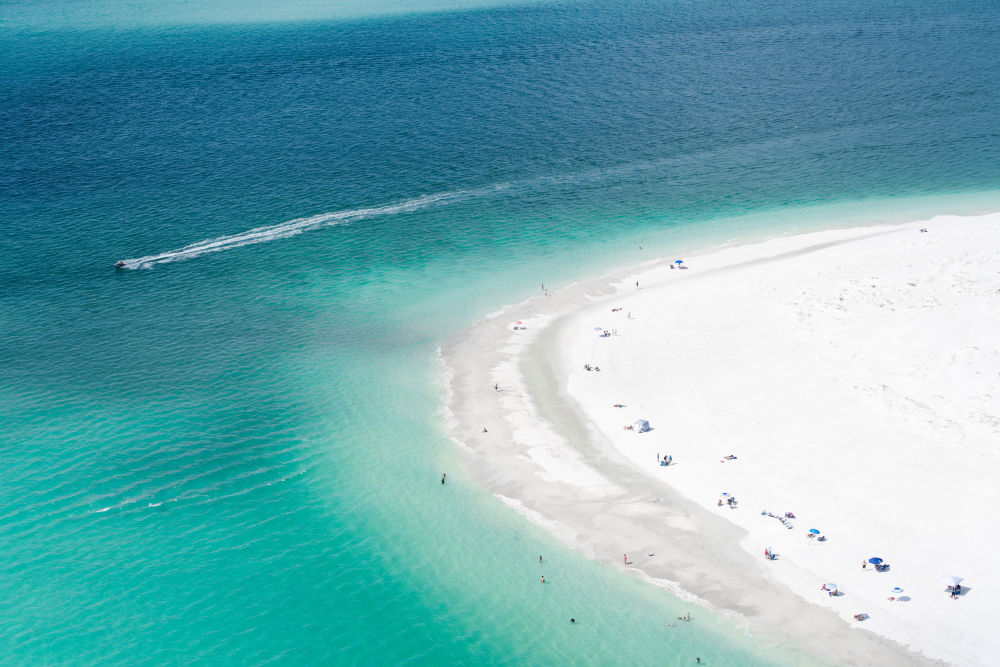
xmin=515 ymin=321 xmax=523 ymax=325
xmin=825 ymin=582 xmax=838 ymax=591
xmin=891 ymin=587 xmax=903 ymax=596
xmin=937 ymin=575 xmax=963 ymax=587
xmin=675 ymin=260 xmax=683 ymax=264
xmin=868 ymin=557 xmax=883 ymax=565
xmin=808 ymin=529 xmax=821 ymax=535
xmin=593 ymin=326 xmax=604 ymax=331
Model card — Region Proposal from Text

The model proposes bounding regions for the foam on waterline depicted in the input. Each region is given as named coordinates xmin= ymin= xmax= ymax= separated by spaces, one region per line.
xmin=117 ymin=188 xmax=491 ymax=269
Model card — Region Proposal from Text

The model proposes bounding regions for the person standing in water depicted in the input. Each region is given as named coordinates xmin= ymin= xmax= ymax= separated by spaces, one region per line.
xmin=441 ymin=473 xmax=446 ymax=485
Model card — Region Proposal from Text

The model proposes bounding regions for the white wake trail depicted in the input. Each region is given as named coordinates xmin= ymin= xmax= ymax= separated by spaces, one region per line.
xmin=118 ymin=190 xmax=476 ymax=269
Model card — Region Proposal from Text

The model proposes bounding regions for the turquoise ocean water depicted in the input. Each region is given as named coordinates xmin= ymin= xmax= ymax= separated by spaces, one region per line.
xmin=2 ymin=0 xmax=999 ymax=663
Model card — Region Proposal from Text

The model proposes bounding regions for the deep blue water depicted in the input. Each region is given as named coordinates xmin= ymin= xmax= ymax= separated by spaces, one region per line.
xmin=2 ymin=0 xmax=998 ymax=663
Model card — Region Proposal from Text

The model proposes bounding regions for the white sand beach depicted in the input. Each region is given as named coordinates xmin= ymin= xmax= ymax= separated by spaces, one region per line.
xmin=442 ymin=211 xmax=999 ymax=666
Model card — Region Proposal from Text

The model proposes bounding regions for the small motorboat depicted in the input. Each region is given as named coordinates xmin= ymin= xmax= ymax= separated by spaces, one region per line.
xmin=115 ymin=261 xmax=125 ymax=269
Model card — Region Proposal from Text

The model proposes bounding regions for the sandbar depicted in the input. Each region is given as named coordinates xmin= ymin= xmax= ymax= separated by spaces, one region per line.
xmin=442 ymin=212 xmax=999 ymax=665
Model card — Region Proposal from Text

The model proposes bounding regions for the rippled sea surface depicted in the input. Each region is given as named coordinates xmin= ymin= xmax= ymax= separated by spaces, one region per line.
xmin=2 ymin=0 xmax=998 ymax=663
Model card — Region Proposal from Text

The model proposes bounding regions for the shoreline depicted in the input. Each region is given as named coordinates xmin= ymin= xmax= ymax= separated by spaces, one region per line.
xmin=441 ymin=210 xmax=999 ymax=665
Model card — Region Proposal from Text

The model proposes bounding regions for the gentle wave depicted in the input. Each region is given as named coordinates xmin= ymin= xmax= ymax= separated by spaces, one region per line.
xmin=118 ymin=189 xmax=489 ymax=269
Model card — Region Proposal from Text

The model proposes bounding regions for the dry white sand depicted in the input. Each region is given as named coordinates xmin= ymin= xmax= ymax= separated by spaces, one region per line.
xmin=442 ymin=211 xmax=998 ymax=665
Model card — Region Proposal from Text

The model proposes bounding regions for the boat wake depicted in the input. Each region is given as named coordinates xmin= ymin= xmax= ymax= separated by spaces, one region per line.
xmin=117 ymin=189 xmax=488 ymax=269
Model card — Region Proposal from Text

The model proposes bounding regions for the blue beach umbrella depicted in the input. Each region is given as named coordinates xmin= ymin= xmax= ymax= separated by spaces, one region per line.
xmin=675 ymin=260 xmax=684 ymax=264
xmin=891 ymin=587 xmax=903 ymax=596
xmin=593 ymin=326 xmax=604 ymax=331
xmin=809 ymin=529 xmax=821 ymax=535
xmin=869 ymin=557 xmax=884 ymax=565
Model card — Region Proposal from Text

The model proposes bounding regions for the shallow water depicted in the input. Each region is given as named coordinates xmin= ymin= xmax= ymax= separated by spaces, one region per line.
xmin=2 ymin=0 xmax=998 ymax=663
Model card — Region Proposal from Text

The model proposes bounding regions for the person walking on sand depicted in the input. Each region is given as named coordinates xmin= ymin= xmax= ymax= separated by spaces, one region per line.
xmin=635 ymin=280 xmax=639 ymax=288
xmin=494 ymin=383 xmax=498 ymax=391
xmin=624 ymin=553 xmax=628 ymax=565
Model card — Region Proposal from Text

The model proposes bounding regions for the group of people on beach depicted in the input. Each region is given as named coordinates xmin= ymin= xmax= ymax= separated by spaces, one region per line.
xmin=862 ymin=559 xmax=890 ymax=573
xmin=761 ymin=511 xmax=795 ymax=529
xmin=609 ymin=303 xmax=630 ymax=318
